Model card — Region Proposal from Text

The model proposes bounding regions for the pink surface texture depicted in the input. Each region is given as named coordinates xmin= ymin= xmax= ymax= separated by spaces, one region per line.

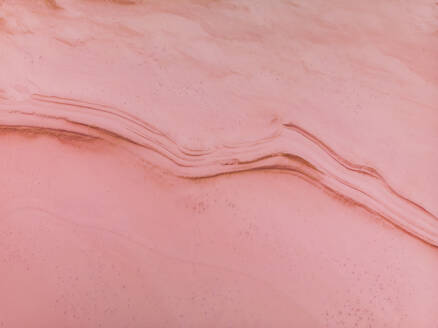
xmin=1 ymin=0 xmax=438 ymax=327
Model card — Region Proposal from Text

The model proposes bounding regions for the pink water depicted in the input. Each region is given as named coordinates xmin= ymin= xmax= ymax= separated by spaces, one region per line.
xmin=1 ymin=0 xmax=437 ymax=327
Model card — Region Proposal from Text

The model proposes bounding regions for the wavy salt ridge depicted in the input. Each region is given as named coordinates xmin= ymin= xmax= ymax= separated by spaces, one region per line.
xmin=0 ymin=94 xmax=437 ymax=247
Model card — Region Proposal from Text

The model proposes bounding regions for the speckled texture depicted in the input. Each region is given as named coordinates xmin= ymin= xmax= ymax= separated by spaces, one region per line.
xmin=0 ymin=0 xmax=437 ymax=327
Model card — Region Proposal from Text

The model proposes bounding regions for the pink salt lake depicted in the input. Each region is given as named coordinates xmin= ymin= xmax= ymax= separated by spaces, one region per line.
xmin=0 ymin=0 xmax=437 ymax=327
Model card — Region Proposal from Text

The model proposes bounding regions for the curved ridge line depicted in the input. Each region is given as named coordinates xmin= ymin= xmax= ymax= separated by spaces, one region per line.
xmin=283 ymin=122 xmax=437 ymax=220
xmin=0 ymin=97 xmax=437 ymax=247
xmin=34 ymin=99 xmax=432 ymax=228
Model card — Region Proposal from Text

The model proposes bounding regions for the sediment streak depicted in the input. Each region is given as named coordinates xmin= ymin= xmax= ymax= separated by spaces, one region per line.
xmin=0 ymin=94 xmax=436 ymax=247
